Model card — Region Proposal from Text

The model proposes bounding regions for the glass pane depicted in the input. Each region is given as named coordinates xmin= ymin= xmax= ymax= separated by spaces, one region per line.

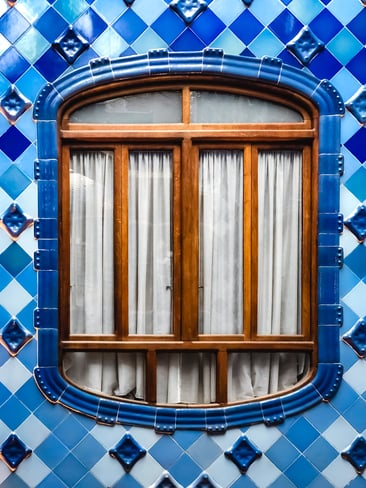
xmin=191 ymin=91 xmax=303 ymax=123
xmin=63 ymin=352 xmax=146 ymax=399
xmin=128 ymin=151 xmax=173 ymax=335
xmin=257 ymin=150 xmax=302 ymax=335
xmin=70 ymin=150 xmax=114 ymax=335
xmin=70 ymin=91 xmax=182 ymax=124
xmin=199 ymin=150 xmax=243 ymax=334
xmin=227 ymin=352 xmax=309 ymax=402
xmin=156 ymin=352 xmax=216 ymax=403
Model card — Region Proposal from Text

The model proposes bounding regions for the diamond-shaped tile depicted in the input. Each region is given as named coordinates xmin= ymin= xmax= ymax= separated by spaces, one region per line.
xmin=0 ymin=203 xmax=33 ymax=239
xmin=344 ymin=244 xmax=366 ymax=279
xmin=346 ymin=86 xmax=366 ymax=125
xmin=170 ymin=0 xmax=208 ymax=24
xmin=225 ymin=436 xmax=262 ymax=474
xmin=190 ymin=473 xmax=220 ymax=488
xmin=152 ymin=473 xmax=179 ymax=488
xmin=0 ymin=85 xmax=31 ymax=124
xmin=345 ymin=206 xmax=366 ymax=242
xmin=53 ymin=26 xmax=89 ymax=64
xmin=287 ymin=26 xmax=324 ymax=65
xmin=0 ymin=127 xmax=31 ymax=162
xmin=343 ymin=318 xmax=366 ymax=358
xmin=341 ymin=436 xmax=366 ymax=474
xmin=0 ymin=243 xmax=32 ymax=277
xmin=0 ymin=318 xmax=32 ymax=356
xmin=109 ymin=433 xmax=146 ymax=472
xmin=0 ymin=433 xmax=32 ymax=471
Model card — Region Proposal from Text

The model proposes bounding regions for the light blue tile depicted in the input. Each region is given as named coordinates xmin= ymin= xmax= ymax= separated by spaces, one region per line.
xmin=131 ymin=28 xmax=168 ymax=55
xmin=210 ymin=0 xmax=245 ymax=26
xmin=287 ymin=0 xmax=324 ymax=25
xmin=327 ymin=29 xmax=362 ymax=66
xmin=250 ymin=0 xmax=283 ymax=25
xmin=132 ymin=0 xmax=167 ymax=26
xmin=94 ymin=0 xmax=127 ymax=24
xmin=16 ymin=0 xmax=49 ymax=23
xmin=15 ymin=27 xmax=50 ymax=64
xmin=53 ymin=0 xmax=89 ymax=24
xmin=249 ymin=27 xmax=284 ymax=58
xmin=92 ymin=27 xmax=128 ymax=58
xmin=327 ymin=0 xmax=363 ymax=25
xmin=0 ymin=34 xmax=11 ymax=56
xmin=210 ymin=28 xmax=245 ymax=54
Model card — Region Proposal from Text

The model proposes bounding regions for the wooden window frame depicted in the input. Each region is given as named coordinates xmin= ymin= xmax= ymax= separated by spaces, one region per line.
xmin=58 ymin=79 xmax=318 ymax=406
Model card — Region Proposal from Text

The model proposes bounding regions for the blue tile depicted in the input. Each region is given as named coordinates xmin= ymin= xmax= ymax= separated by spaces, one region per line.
xmin=0 ymin=127 xmax=31 ymax=162
xmin=113 ymin=9 xmax=148 ymax=44
xmin=35 ymin=434 xmax=69 ymax=469
xmin=34 ymin=48 xmax=68 ymax=82
xmin=0 ymin=47 xmax=30 ymax=83
xmin=230 ymin=9 xmax=264 ymax=45
xmin=0 ymin=8 xmax=30 ymax=44
xmin=173 ymin=431 xmax=203 ymax=450
xmin=286 ymin=418 xmax=319 ymax=451
xmin=0 ymin=243 xmax=32 ymax=277
xmin=74 ymin=473 xmax=105 ymax=488
xmin=284 ymin=456 xmax=318 ymax=488
xmin=187 ymin=435 xmax=221 ymax=469
xmin=37 ymin=472 xmax=68 ymax=488
xmin=304 ymin=437 xmax=338 ymax=471
xmin=16 ymin=378 xmax=45 ymax=411
xmin=170 ymin=28 xmax=206 ymax=51
xmin=266 ymin=437 xmax=300 ymax=471
xmin=151 ymin=9 xmax=185 ymax=44
xmin=53 ymin=415 xmax=88 ymax=449
xmin=169 ymin=453 xmax=202 ymax=486
xmin=343 ymin=397 xmax=366 ymax=432
xmin=0 ymin=164 xmax=31 ymax=198
xmin=345 ymin=244 xmax=366 ymax=279
xmin=344 ymin=128 xmax=366 ymax=163
xmin=309 ymin=9 xmax=343 ymax=44
xmin=74 ymin=8 xmax=108 ymax=43
xmin=17 ymin=263 xmax=37 ymax=297
xmin=53 ymin=453 xmax=88 ymax=487
xmin=347 ymin=9 xmax=366 ymax=44
xmin=53 ymin=0 xmax=89 ymax=24
xmin=34 ymin=402 xmax=70 ymax=431
xmin=190 ymin=9 xmax=225 ymax=44
xmin=0 ymin=395 xmax=31 ymax=430
xmin=149 ymin=436 xmax=183 ymax=469
xmin=346 ymin=167 xmax=366 ymax=201
xmin=34 ymin=7 xmax=68 ymax=42
xmin=269 ymin=10 xmax=303 ymax=44
xmin=327 ymin=28 xmax=363 ymax=66
xmin=308 ymin=49 xmax=342 ymax=80
xmin=347 ymin=49 xmax=366 ymax=84
xmin=230 ymin=476 xmax=257 ymax=488
xmin=72 ymin=434 xmax=105 ymax=470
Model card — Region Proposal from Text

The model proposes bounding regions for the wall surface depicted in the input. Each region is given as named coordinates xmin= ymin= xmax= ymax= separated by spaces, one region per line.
xmin=0 ymin=0 xmax=365 ymax=487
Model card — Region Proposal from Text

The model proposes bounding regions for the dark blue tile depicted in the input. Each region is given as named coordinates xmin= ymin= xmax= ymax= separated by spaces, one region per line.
xmin=345 ymin=128 xmax=366 ymax=163
xmin=266 ymin=437 xmax=300 ymax=471
xmin=0 ymin=8 xmax=30 ymax=43
xmin=0 ymin=396 xmax=31 ymax=430
xmin=0 ymin=164 xmax=31 ymax=197
xmin=73 ymin=434 xmax=105 ymax=470
xmin=269 ymin=10 xmax=303 ymax=44
xmin=53 ymin=453 xmax=88 ymax=487
xmin=0 ymin=47 xmax=30 ymax=84
xmin=169 ymin=453 xmax=202 ymax=486
xmin=347 ymin=49 xmax=366 ymax=84
xmin=170 ymin=28 xmax=205 ymax=51
xmin=0 ymin=243 xmax=31 ymax=277
xmin=230 ymin=10 xmax=264 ymax=45
xmin=34 ymin=48 xmax=68 ymax=83
xmin=343 ymin=398 xmax=366 ymax=432
xmin=113 ymin=9 xmax=147 ymax=44
xmin=347 ymin=9 xmax=366 ymax=45
xmin=190 ymin=9 xmax=225 ymax=44
xmin=34 ymin=7 xmax=68 ymax=42
xmin=309 ymin=49 xmax=342 ymax=80
xmin=37 ymin=472 xmax=69 ymax=488
xmin=286 ymin=418 xmax=319 ymax=451
xmin=35 ymin=434 xmax=69 ymax=469
xmin=304 ymin=437 xmax=338 ymax=471
xmin=151 ymin=9 xmax=185 ymax=45
xmin=309 ymin=9 xmax=342 ymax=44
xmin=150 ymin=436 xmax=183 ymax=469
xmin=73 ymin=8 xmax=108 ymax=43
xmin=53 ymin=415 xmax=88 ymax=449
xmin=16 ymin=378 xmax=45 ymax=411
xmin=74 ymin=473 xmax=106 ymax=488
xmin=285 ymin=456 xmax=318 ymax=487
xmin=345 ymin=244 xmax=366 ymax=279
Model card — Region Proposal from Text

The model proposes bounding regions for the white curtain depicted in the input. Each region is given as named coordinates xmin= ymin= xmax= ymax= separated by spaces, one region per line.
xmin=65 ymin=149 xmax=307 ymax=403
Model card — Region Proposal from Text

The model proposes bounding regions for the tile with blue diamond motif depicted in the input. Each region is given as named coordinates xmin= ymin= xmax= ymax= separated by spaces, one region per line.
xmin=109 ymin=433 xmax=146 ymax=472
xmin=341 ymin=436 xmax=366 ymax=474
xmin=287 ymin=26 xmax=324 ymax=65
xmin=343 ymin=317 xmax=366 ymax=358
xmin=0 ymin=434 xmax=31 ymax=471
xmin=0 ymin=86 xmax=32 ymax=124
xmin=225 ymin=436 xmax=262 ymax=474
xmin=346 ymin=86 xmax=366 ymax=125
xmin=53 ymin=27 xmax=89 ymax=64
xmin=0 ymin=318 xmax=32 ymax=356
xmin=0 ymin=203 xmax=33 ymax=239
xmin=170 ymin=0 xmax=207 ymax=24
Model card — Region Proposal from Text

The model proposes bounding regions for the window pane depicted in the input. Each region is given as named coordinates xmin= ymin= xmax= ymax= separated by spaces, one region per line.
xmin=191 ymin=91 xmax=303 ymax=123
xmin=70 ymin=91 xmax=182 ymax=124
xmin=70 ymin=150 xmax=114 ymax=334
xmin=257 ymin=150 xmax=302 ymax=335
xmin=199 ymin=150 xmax=243 ymax=334
xmin=64 ymin=352 xmax=146 ymax=399
xmin=156 ymin=352 xmax=216 ymax=403
xmin=228 ymin=352 xmax=309 ymax=402
xmin=128 ymin=151 xmax=173 ymax=335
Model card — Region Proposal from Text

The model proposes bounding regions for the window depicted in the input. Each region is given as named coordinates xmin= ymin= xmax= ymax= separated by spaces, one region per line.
xmin=59 ymin=81 xmax=316 ymax=405
xmin=34 ymin=51 xmax=343 ymax=430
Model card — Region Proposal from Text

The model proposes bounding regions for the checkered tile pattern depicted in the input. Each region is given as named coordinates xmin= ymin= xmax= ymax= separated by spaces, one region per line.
xmin=0 ymin=0 xmax=365 ymax=486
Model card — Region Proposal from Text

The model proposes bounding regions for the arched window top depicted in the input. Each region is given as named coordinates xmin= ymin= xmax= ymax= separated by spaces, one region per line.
xmin=34 ymin=50 xmax=344 ymax=432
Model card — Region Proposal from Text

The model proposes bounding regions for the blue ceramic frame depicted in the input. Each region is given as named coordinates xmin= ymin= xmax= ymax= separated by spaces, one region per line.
xmin=33 ymin=49 xmax=344 ymax=432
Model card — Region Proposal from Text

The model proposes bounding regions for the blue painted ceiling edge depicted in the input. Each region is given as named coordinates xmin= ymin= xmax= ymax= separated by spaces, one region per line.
xmin=33 ymin=49 xmax=344 ymax=432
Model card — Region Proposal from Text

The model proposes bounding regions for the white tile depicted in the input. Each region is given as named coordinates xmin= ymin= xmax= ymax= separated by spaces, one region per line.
xmin=322 ymin=417 xmax=358 ymax=451
xmin=17 ymin=414 xmax=51 ymax=450
xmin=343 ymin=360 xmax=366 ymax=395
xmin=342 ymin=281 xmax=366 ymax=318
xmin=17 ymin=452 xmax=51 ymax=487
xmin=91 ymin=452 xmax=127 ymax=486
xmin=322 ymin=454 xmax=358 ymax=488
xmin=0 ymin=358 xmax=32 ymax=393
xmin=0 ymin=280 xmax=33 ymax=316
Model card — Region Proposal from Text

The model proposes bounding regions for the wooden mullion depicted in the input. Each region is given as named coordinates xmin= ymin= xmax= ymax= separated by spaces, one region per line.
xmin=248 ymin=145 xmax=258 ymax=340
xmin=216 ymin=350 xmax=228 ymax=404
xmin=172 ymin=146 xmax=182 ymax=339
xmin=120 ymin=145 xmax=129 ymax=339
xmin=181 ymin=138 xmax=199 ymax=340
xmin=145 ymin=350 xmax=157 ymax=403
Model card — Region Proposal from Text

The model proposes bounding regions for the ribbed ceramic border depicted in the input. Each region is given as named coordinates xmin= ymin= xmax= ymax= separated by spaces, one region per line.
xmin=33 ymin=49 xmax=344 ymax=431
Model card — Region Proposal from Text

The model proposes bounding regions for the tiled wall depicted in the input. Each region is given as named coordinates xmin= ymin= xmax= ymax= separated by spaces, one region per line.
xmin=0 ymin=0 xmax=365 ymax=486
